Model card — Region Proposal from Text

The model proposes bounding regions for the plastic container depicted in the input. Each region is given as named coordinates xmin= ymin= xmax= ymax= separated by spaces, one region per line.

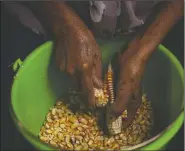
xmin=10 ymin=38 xmax=184 ymax=150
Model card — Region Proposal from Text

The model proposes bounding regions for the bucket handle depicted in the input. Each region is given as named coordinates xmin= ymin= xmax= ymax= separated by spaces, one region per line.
xmin=12 ymin=58 xmax=23 ymax=72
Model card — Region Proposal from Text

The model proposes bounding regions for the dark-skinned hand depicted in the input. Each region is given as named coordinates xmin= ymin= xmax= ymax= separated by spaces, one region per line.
xmin=25 ymin=2 xmax=103 ymax=109
xmin=24 ymin=0 xmax=183 ymax=135
xmin=106 ymin=0 xmax=184 ymax=135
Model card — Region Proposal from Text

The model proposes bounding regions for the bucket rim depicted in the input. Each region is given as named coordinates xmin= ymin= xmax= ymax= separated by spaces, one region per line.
xmin=10 ymin=41 xmax=184 ymax=150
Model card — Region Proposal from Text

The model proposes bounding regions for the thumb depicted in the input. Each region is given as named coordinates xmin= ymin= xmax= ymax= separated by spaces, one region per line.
xmin=81 ymin=70 xmax=96 ymax=108
xmin=92 ymin=58 xmax=103 ymax=89
xmin=112 ymin=82 xmax=133 ymax=117
xmin=92 ymin=68 xmax=103 ymax=89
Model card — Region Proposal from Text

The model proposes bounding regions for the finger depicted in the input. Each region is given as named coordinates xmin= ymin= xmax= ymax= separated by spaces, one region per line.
xmin=92 ymin=67 xmax=103 ymax=89
xmin=122 ymin=87 xmax=142 ymax=129
xmin=71 ymin=73 xmax=81 ymax=91
xmin=81 ymin=70 xmax=96 ymax=108
xmin=66 ymin=65 xmax=75 ymax=76
xmin=112 ymin=81 xmax=133 ymax=117
xmin=113 ymin=59 xmax=140 ymax=117
xmin=92 ymin=52 xmax=103 ymax=89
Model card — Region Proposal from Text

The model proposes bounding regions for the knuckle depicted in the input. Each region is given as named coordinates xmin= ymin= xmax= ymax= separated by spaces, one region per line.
xmin=82 ymin=63 xmax=89 ymax=70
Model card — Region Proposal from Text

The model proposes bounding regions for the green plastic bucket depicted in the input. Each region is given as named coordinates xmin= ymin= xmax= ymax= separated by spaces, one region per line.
xmin=10 ymin=37 xmax=184 ymax=150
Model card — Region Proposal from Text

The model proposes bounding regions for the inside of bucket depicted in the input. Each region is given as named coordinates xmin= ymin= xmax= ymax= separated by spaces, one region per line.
xmin=47 ymin=42 xmax=184 ymax=137
xmin=12 ymin=40 xmax=184 ymax=147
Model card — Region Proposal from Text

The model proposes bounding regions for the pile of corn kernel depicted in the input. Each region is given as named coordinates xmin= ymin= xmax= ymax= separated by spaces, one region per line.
xmin=39 ymin=95 xmax=153 ymax=150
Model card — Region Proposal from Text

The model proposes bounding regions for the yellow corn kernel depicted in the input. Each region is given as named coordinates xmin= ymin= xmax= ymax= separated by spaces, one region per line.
xmin=122 ymin=110 xmax=128 ymax=118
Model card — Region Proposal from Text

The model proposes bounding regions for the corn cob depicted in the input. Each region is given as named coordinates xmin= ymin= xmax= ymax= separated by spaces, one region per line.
xmin=107 ymin=63 xmax=127 ymax=119
xmin=107 ymin=63 xmax=114 ymax=104
xmin=94 ymin=69 xmax=109 ymax=107
xmin=103 ymin=73 xmax=109 ymax=101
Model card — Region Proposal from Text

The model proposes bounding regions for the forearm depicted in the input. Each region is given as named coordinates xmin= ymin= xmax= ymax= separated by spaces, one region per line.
xmin=21 ymin=1 xmax=60 ymax=34
xmin=136 ymin=0 xmax=184 ymax=62
xmin=111 ymin=0 xmax=183 ymax=119
xmin=23 ymin=1 xmax=86 ymax=35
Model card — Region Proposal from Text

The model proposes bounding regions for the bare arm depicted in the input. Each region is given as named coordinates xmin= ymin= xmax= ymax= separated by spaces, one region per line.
xmin=107 ymin=0 xmax=184 ymax=135
xmin=113 ymin=0 xmax=184 ymax=117
xmin=23 ymin=1 xmax=103 ymax=108
xmin=137 ymin=0 xmax=184 ymax=62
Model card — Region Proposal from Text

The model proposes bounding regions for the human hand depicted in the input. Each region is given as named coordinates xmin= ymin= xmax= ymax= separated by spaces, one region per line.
xmin=54 ymin=2 xmax=103 ymax=109
xmin=106 ymin=37 xmax=143 ymax=135
xmin=106 ymin=0 xmax=184 ymax=135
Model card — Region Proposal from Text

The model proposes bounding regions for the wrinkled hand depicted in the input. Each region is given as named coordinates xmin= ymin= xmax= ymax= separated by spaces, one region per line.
xmin=55 ymin=23 xmax=103 ymax=109
xmin=23 ymin=1 xmax=103 ymax=108
xmin=106 ymin=37 xmax=144 ymax=134
xmin=104 ymin=0 xmax=183 ymax=134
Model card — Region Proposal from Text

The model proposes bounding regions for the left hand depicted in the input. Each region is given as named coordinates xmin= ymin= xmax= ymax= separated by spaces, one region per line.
xmin=106 ymin=37 xmax=144 ymax=135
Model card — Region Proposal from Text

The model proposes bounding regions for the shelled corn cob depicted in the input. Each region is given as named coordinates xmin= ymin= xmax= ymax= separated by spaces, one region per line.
xmin=94 ymin=63 xmax=128 ymax=135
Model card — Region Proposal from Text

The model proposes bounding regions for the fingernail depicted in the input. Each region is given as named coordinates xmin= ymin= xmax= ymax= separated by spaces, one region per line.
xmin=93 ymin=76 xmax=103 ymax=88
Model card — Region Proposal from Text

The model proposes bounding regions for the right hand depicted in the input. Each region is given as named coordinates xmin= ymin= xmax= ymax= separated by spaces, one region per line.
xmin=23 ymin=1 xmax=104 ymax=108
xmin=54 ymin=3 xmax=103 ymax=109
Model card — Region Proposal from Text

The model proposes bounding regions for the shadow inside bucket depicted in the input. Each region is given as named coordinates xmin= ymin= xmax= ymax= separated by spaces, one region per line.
xmin=142 ymin=49 xmax=183 ymax=136
xmin=47 ymin=49 xmax=74 ymax=100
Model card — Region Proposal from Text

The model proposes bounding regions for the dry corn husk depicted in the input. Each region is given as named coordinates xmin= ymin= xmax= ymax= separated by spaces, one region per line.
xmin=39 ymin=94 xmax=153 ymax=150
